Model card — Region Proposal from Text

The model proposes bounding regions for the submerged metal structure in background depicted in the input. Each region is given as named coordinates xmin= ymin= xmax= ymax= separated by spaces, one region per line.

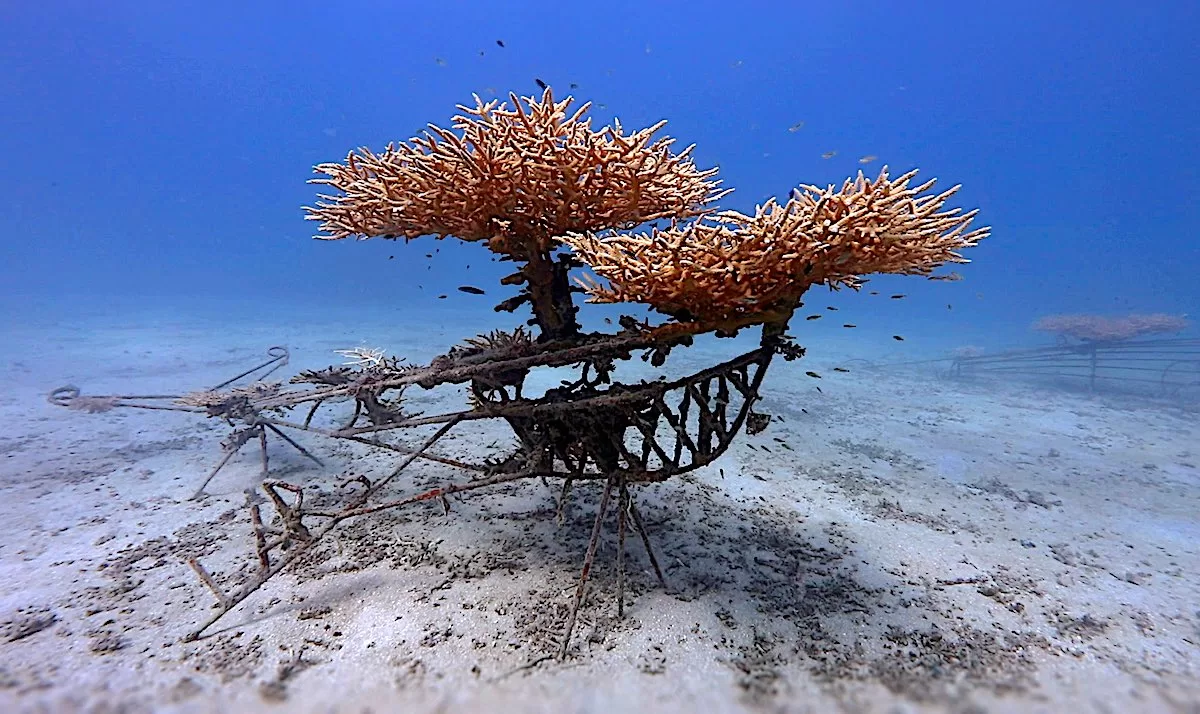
xmin=951 ymin=336 xmax=1200 ymax=400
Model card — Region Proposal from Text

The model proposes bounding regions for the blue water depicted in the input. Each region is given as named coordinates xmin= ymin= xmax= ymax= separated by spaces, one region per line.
xmin=2 ymin=1 xmax=1196 ymax=352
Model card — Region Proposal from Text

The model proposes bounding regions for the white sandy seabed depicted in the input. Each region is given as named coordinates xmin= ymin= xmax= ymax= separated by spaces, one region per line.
xmin=0 ymin=303 xmax=1197 ymax=714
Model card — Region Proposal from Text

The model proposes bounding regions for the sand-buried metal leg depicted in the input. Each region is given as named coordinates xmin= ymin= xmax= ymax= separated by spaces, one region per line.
xmin=617 ymin=481 xmax=629 ymax=618
xmin=264 ymin=423 xmax=325 ymax=468
xmin=559 ymin=474 xmax=616 ymax=659
xmin=629 ymin=496 xmax=668 ymax=590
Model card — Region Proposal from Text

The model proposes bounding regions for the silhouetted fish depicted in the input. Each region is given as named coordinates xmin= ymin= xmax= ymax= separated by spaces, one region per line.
xmin=893 ymin=335 xmax=904 ymax=341
xmin=496 ymin=40 xmax=505 ymax=47
xmin=458 ymin=286 xmax=486 ymax=295
xmin=535 ymin=78 xmax=548 ymax=90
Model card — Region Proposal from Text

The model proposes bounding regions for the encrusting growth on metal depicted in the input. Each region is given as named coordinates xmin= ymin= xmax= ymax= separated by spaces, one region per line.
xmin=50 ymin=88 xmax=988 ymax=658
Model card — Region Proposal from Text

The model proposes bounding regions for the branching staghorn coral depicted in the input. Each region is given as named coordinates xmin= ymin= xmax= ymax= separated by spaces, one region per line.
xmin=305 ymin=89 xmax=726 ymax=257
xmin=304 ymin=89 xmax=731 ymax=340
xmin=562 ymin=168 xmax=990 ymax=321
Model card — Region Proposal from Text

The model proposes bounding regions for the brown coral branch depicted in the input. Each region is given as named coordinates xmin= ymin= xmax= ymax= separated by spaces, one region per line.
xmin=561 ymin=167 xmax=989 ymax=321
xmin=303 ymin=89 xmax=726 ymax=257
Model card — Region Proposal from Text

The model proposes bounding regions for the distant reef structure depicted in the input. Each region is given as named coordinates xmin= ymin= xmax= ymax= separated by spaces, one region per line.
xmin=1033 ymin=313 xmax=1191 ymax=343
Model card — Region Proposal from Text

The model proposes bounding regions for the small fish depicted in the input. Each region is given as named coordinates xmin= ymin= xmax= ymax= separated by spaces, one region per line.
xmin=800 ymin=408 xmax=808 ymax=414
xmin=805 ymin=314 xmax=822 ymax=321
xmin=890 ymin=294 xmax=905 ymax=299
xmin=805 ymin=371 xmax=822 ymax=379
xmin=947 ymin=304 xmax=953 ymax=310
xmin=761 ymin=445 xmax=772 ymax=453
xmin=826 ymin=306 xmax=838 ymax=311
xmin=747 ymin=443 xmax=758 ymax=451
xmin=821 ymin=151 xmax=837 ymax=159
xmin=388 ymin=255 xmax=394 ymax=260
xmin=892 ymin=335 xmax=904 ymax=341
xmin=833 ymin=367 xmax=850 ymax=373
xmin=779 ymin=442 xmax=794 ymax=451
xmin=604 ymin=317 xmax=612 ymax=324
xmin=496 ymin=39 xmax=505 ymax=47
xmin=815 ymin=386 xmax=823 ymax=393
xmin=438 ymin=294 xmax=447 ymax=299
xmin=425 ymin=253 xmax=432 ymax=258
xmin=535 ymin=78 xmax=547 ymax=90
xmin=787 ymin=121 xmax=805 ymax=133
xmin=719 ymin=468 xmax=725 ymax=479
xmin=457 ymin=286 xmax=486 ymax=295
xmin=570 ymin=82 xmax=579 ymax=89
xmin=859 ymin=155 xmax=878 ymax=164
xmin=843 ymin=324 xmax=856 ymax=328
xmin=869 ymin=290 xmax=879 ymax=295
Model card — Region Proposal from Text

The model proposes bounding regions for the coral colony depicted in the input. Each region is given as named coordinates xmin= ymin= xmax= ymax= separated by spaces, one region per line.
xmin=50 ymin=90 xmax=988 ymax=657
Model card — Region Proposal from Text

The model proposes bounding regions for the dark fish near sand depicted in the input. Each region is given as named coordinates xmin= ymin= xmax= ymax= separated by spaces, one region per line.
xmin=805 ymin=371 xmax=821 ymax=379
